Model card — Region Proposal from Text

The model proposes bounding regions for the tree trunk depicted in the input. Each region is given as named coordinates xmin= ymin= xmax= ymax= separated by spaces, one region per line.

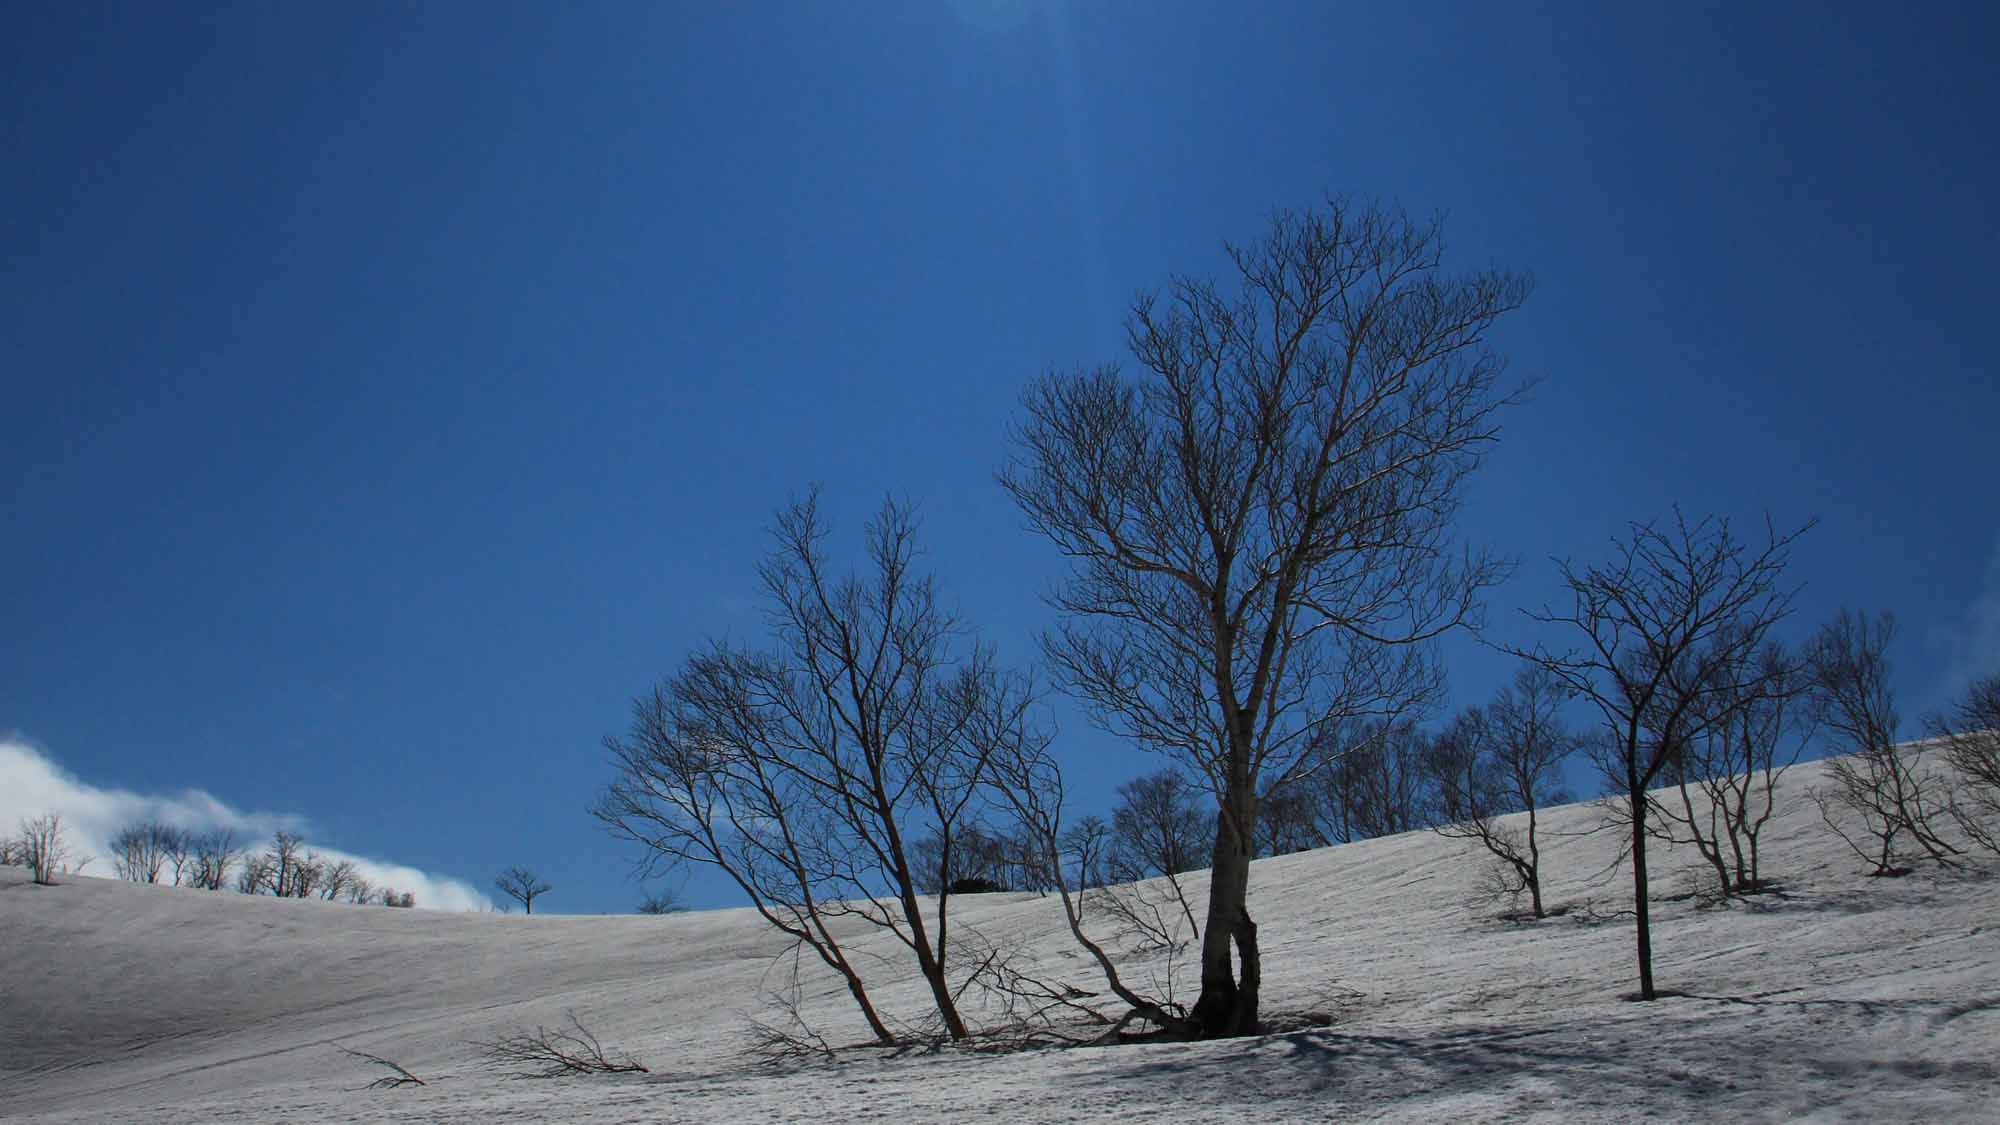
xmin=1526 ymin=805 xmax=1544 ymax=918
xmin=1630 ymin=787 xmax=1656 ymax=1000
xmin=1191 ymin=795 xmax=1259 ymax=1037
xmin=836 ymin=959 xmax=897 ymax=1045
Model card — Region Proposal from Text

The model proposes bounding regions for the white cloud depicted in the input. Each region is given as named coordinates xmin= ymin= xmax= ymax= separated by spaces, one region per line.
xmin=0 ymin=736 xmax=493 ymax=911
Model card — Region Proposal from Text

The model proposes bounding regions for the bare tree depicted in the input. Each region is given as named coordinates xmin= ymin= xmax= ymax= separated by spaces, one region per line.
xmin=290 ymin=851 xmax=327 ymax=899
xmin=237 ymin=853 xmax=275 ymax=895
xmin=1933 ymin=674 xmax=2000 ymax=855
xmin=1651 ymin=642 xmax=1811 ymax=894
xmin=1108 ymin=770 xmax=1211 ymax=880
xmin=495 ymin=866 xmax=553 ymax=914
xmin=1806 ymin=610 xmax=1961 ymax=874
xmin=19 ymin=813 xmax=81 ymax=886
xmin=188 ymin=828 xmax=241 ymax=890
xmin=1327 ymin=719 xmax=1438 ymax=841
xmin=1512 ymin=510 xmax=1806 ymax=1000
xmin=110 ymin=822 xmax=188 ymax=884
xmin=636 ymin=887 xmax=684 ymax=915
xmin=1428 ymin=666 xmax=1580 ymax=918
xmin=1061 ymin=815 xmax=1113 ymax=890
xmin=597 ymin=493 xmax=1029 ymax=1045
xmin=1002 ymin=199 xmax=1529 ymax=1036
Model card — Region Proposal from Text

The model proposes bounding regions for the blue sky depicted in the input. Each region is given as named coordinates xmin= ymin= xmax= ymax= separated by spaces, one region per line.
xmin=4 ymin=1 xmax=1996 ymax=913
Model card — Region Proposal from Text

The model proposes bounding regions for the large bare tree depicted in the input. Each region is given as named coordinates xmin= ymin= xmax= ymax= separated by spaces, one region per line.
xmin=1513 ymin=511 xmax=1806 ymax=1000
xmin=1002 ymin=198 xmax=1529 ymax=1036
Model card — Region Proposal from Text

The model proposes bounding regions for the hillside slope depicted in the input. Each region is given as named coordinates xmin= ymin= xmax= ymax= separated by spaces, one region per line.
xmin=3 ymin=756 xmax=1996 ymax=1123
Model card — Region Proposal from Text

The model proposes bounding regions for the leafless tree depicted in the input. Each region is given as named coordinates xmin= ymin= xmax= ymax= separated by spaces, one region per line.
xmin=1061 ymin=815 xmax=1113 ymax=890
xmin=636 ymin=887 xmax=684 ymax=914
xmin=1098 ymin=769 xmax=1210 ymax=941
xmin=19 ymin=813 xmax=82 ymax=885
xmin=1428 ymin=666 xmax=1580 ymax=918
xmin=1806 ymin=610 xmax=1961 ymax=874
xmin=1649 ymin=642 xmax=1811 ymax=894
xmin=598 ymin=493 xmax=1031 ymax=1045
xmin=1327 ymin=719 xmax=1439 ymax=840
xmin=1002 ymin=199 xmax=1529 ymax=1036
xmin=473 ymin=1012 xmax=648 ymax=1079
xmin=1256 ymin=784 xmax=1323 ymax=856
xmin=109 ymin=821 xmax=189 ymax=884
xmin=495 ymin=865 xmax=554 ymax=914
xmin=1511 ymin=510 xmax=1806 ymax=1000
xmin=188 ymin=828 xmax=241 ymax=890
xmin=311 ymin=859 xmax=358 ymax=902
xmin=1256 ymin=719 xmax=1436 ymax=852
xmin=0 ymin=833 xmax=22 ymax=867
xmin=910 ymin=823 xmax=1023 ymax=894
xmin=237 ymin=853 xmax=274 ymax=895
xmin=1108 ymin=770 xmax=1210 ymax=879
xmin=1933 ymin=674 xmax=2000 ymax=855
xmin=290 ymin=851 xmax=327 ymax=899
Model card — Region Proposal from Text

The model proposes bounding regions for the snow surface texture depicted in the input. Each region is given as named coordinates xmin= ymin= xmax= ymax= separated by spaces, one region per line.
xmin=2 ymin=755 xmax=1996 ymax=1123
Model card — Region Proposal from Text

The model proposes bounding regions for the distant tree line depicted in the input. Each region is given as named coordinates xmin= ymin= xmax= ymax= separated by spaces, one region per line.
xmin=1 ymin=819 xmax=417 ymax=908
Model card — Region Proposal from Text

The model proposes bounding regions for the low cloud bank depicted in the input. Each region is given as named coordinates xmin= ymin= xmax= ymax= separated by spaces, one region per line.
xmin=0 ymin=737 xmax=493 ymax=911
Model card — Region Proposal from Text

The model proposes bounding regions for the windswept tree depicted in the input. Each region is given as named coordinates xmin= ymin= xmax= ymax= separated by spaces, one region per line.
xmin=1513 ymin=511 xmax=1807 ymax=1000
xmin=495 ymin=866 xmax=553 ymax=914
xmin=1428 ymin=666 xmax=1580 ymax=918
xmin=597 ymin=492 xmax=1035 ymax=1045
xmin=1002 ymin=198 xmax=1529 ymax=1036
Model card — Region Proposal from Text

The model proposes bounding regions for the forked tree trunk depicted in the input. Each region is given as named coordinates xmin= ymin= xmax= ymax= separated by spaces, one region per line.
xmin=1192 ymin=789 xmax=1260 ymax=1037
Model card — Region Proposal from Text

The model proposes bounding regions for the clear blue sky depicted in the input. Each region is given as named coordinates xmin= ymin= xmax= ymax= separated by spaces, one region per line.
xmin=5 ymin=2 xmax=1996 ymax=913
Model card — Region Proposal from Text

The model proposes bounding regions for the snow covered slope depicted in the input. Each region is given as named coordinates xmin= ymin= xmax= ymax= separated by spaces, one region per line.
xmin=3 ymin=756 xmax=1996 ymax=1123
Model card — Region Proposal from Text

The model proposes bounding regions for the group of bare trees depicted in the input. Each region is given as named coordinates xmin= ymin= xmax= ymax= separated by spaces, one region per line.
xmin=107 ymin=822 xmax=252 ymax=891
xmin=50 ymin=820 xmax=420 ymax=907
xmin=596 ymin=194 xmax=1996 ymax=1045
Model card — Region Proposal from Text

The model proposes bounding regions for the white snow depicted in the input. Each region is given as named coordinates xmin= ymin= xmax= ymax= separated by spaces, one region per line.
xmin=3 ymin=755 xmax=1996 ymax=1123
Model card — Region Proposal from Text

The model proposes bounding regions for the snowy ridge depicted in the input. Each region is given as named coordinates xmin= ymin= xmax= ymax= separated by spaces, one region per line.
xmin=2 ymin=754 xmax=1996 ymax=1123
